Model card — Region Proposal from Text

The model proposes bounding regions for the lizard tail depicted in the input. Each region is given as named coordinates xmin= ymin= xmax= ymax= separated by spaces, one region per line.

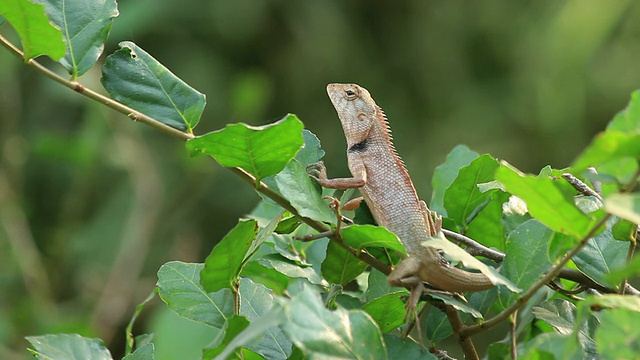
xmin=419 ymin=262 xmax=494 ymax=293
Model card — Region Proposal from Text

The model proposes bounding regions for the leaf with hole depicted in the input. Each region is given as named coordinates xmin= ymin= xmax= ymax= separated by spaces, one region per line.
xmin=102 ymin=41 xmax=206 ymax=132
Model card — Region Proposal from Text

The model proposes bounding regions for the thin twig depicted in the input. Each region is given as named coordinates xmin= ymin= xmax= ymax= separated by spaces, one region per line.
xmin=510 ymin=309 xmax=518 ymax=360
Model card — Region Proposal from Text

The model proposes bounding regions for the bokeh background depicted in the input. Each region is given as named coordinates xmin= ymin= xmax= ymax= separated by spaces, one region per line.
xmin=2 ymin=1 xmax=640 ymax=359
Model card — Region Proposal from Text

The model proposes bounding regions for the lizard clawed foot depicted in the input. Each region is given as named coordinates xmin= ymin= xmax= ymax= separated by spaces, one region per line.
xmin=402 ymin=283 xmax=425 ymax=348
xmin=306 ymin=161 xmax=328 ymax=182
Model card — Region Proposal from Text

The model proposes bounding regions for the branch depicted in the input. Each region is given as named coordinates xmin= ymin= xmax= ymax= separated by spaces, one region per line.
xmin=0 ymin=35 xmax=193 ymax=142
xmin=0 ymin=34 xmax=393 ymax=277
xmin=460 ymin=213 xmax=613 ymax=338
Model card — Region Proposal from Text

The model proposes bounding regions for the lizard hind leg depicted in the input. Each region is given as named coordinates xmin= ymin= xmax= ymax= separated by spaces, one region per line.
xmin=388 ymin=256 xmax=427 ymax=347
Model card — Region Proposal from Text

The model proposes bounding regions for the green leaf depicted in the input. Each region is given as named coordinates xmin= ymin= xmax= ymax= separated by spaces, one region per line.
xmin=201 ymin=220 xmax=258 ymax=293
xmin=122 ymin=343 xmax=154 ymax=360
xmin=532 ymin=300 xmax=597 ymax=355
xmin=604 ymin=193 xmax=640 ymax=224
xmin=583 ymin=294 xmax=640 ymax=312
xmin=573 ymin=228 xmax=627 ymax=288
xmin=500 ymin=220 xmax=552 ymax=302
xmin=611 ymin=218 xmax=637 ymax=242
xmin=362 ymin=292 xmax=406 ymax=333
xmin=281 ymin=284 xmax=386 ymax=360
xmin=102 ymin=41 xmax=206 ymax=132
xmin=321 ymin=240 xmax=367 ymax=285
xmin=384 ymin=334 xmax=432 ymax=359
xmin=275 ymin=159 xmax=336 ymax=224
xmin=444 ymin=154 xmax=501 ymax=231
xmin=607 ymin=90 xmax=640 ymax=132
xmin=295 ymin=129 xmax=325 ymax=165
xmin=203 ymin=315 xmax=250 ymax=360
xmin=26 ymin=334 xmax=112 ymax=360
xmin=239 ymin=278 xmax=292 ymax=359
xmin=429 ymin=293 xmax=483 ymax=319
xmin=522 ymin=333 xmax=584 ymax=360
xmin=465 ymin=190 xmax=510 ymax=251
xmin=274 ymin=216 xmax=302 ymax=234
xmin=0 ymin=15 xmax=5 ymax=27
xmin=426 ymin=310 xmax=452 ymax=342
xmin=187 ymin=114 xmax=304 ymax=182
xmin=0 ymin=0 xmax=65 ymax=60
xmin=241 ymin=261 xmax=289 ymax=295
xmin=607 ymin=255 xmax=640 ymax=285
xmin=496 ymin=162 xmax=595 ymax=238
xmin=212 ymin=306 xmax=286 ymax=360
xmin=431 ymin=145 xmax=479 ymax=215
xmin=365 ymin=269 xmax=394 ymax=302
xmin=341 ymin=224 xmax=405 ymax=254
xmin=572 ymin=131 xmax=640 ymax=174
xmin=157 ymin=261 xmax=234 ymax=328
xmin=34 ymin=0 xmax=118 ymax=78
xmin=596 ymin=308 xmax=640 ymax=358
xmin=258 ymin=254 xmax=326 ymax=286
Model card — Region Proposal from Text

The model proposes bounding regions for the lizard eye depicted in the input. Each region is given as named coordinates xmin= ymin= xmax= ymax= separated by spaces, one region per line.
xmin=344 ymin=88 xmax=358 ymax=100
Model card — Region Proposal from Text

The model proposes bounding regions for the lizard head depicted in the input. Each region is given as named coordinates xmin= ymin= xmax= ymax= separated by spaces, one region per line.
xmin=326 ymin=83 xmax=379 ymax=147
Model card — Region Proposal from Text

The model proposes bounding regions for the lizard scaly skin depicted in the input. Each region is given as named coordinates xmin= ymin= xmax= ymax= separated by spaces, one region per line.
xmin=309 ymin=83 xmax=494 ymax=314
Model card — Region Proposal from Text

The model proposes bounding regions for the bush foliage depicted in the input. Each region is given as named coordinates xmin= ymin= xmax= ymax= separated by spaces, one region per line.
xmin=1 ymin=1 xmax=640 ymax=359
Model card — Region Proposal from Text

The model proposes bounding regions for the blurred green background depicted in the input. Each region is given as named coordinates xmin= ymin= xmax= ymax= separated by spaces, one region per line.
xmin=1 ymin=1 xmax=640 ymax=359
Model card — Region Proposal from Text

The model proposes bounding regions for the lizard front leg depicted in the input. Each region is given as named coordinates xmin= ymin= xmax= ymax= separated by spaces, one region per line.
xmin=307 ymin=160 xmax=367 ymax=189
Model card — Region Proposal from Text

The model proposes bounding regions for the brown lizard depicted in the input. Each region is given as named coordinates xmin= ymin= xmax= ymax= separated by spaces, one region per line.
xmin=309 ymin=83 xmax=494 ymax=320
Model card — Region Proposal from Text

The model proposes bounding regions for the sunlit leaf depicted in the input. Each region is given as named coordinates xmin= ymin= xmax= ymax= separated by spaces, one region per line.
xmin=0 ymin=0 xmax=65 ymax=60
xmin=595 ymin=308 xmax=640 ymax=358
xmin=496 ymin=162 xmax=594 ymax=238
xmin=431 ymin=145 xmax=479 ymax=215
xmin=201 ymin=220 xmax=258 ymax=293
xmin=604 ymin=193 xmax=640 ymax=225
xmin=102 ymin=41 xmax=205 ymax=132
xmin=187 ymin=114 xmax=304 ymax=182
xmin=607 ymin=90 xmax=640 ymax=132
xmin=572 ymin=131 xmax=640 ymax=174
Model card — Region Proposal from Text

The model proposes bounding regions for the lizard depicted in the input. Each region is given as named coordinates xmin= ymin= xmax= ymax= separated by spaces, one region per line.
xmin=308 ymin=83 xmax=495 ymax=323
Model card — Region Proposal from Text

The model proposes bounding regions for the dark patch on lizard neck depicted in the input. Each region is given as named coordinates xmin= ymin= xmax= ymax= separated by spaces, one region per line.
xmin=348 ymin=138 xmax=369 ymax=153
